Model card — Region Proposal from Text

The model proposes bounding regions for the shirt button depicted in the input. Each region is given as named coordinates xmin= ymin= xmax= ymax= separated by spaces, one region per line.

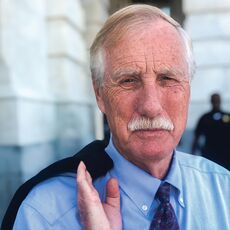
xmin=142 ymin=205 xmax=148 ymax=211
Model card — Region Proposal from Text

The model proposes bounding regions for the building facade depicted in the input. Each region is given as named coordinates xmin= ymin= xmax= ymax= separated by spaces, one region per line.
xmin=0 ymin=0 xmax=109 ymax=220
xmin=0 ymin=0 xmax=230 ymax=221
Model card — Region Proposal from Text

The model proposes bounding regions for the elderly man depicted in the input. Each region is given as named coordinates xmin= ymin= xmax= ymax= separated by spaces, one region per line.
xmin=2 ymin=4 xmax=230 ymax=230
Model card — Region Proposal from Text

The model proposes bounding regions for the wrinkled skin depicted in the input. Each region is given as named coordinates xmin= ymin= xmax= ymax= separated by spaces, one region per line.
xmin=95 ymin=20 xmax=190 ymax=178
xmin=77 ymin=19 xmax=190 ymax=229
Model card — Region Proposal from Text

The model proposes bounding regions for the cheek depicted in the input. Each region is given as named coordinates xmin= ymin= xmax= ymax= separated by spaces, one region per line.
xmin=165 ymin=87 xmax=190 ymax=121
xmin=103 ymin=89 xmax=136 ymax=124
xmin=104 ymin=84 xmax=138 ymax=109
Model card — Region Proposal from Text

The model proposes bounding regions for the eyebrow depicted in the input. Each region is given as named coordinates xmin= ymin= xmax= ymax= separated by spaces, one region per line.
xmin=111 ymin=66 xmax=187 ymax=81
xmin=112 ymin=68 xmax=141 ymax=80
xmin=156 ymin=67 xmax=186 ymax=77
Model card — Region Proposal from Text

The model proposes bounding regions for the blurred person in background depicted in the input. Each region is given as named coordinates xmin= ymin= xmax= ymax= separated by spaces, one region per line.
xmin=191 ymin=93 xmax=230 ymax=170
xmin=2 ymin=4 xmax=230 ymax=230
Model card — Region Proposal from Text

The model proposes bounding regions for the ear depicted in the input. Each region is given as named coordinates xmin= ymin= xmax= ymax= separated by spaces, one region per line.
xmin=93 ymin=80 xmax=106 ymax=113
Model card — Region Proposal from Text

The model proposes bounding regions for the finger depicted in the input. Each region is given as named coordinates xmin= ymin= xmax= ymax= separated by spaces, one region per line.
xmin=77 ymin=161 xmax=101 ymax=205
xmin=76 ymin=161 xmax=86 ymax=185
xmin=77 ymin=163 xmax=112 ymax=230
xmin=77 ymin=161 xmax=94 ymax=191
xmin=77 ymin=161 xmax=92 ymax=185
xmin=77 ymin=161 xmax=86 ymax=176
xmin=106 ymin=178 xmax=120 ymax=209
xmin=86 ymin=170 xmax=93 ymax=185
xmin=77 ymin=161 xmax=93 ymax=195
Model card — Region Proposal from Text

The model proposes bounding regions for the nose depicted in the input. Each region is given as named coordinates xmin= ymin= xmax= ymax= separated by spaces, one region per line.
xmin=136 ymin=82 xmax=163 ymax=118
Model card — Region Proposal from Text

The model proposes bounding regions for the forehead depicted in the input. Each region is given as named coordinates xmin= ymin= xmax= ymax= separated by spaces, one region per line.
xmin=104 ymin=19 xmax=187 ymax=74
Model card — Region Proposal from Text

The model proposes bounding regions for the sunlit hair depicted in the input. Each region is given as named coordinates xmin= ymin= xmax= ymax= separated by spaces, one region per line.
xmin=128 ymin=116 xmax=174 ymax=132
xmin=90 ymin=4 xmax=196 ymax=88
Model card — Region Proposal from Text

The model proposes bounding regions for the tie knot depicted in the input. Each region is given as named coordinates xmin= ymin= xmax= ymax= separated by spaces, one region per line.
xmin=155 ymin=182 xmax=170 ymax=203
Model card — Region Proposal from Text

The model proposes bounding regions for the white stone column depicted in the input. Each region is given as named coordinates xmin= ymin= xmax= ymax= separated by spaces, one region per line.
xmin=47 ymin=0 xmax=98 ymax=158
xmin=183 ymin=0 xmax=230 ymax=129
xmin=0 ymin=0 xmax=56 ymax=168
xmin=0 ymin=0 xmax=113 ymax=220
xmin=82 ymin=0 xmax=111 ymax=140
xmin=175 ymin=0 xmax=230 ymax=152
xmin=0 ymin=0 xmax=56 ymax=219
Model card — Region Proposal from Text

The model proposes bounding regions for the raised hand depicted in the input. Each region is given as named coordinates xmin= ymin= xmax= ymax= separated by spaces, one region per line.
xmin=77 ymin=161 xmax=122 ymax=230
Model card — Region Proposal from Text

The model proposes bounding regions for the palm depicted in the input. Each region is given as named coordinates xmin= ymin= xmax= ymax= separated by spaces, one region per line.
xmin=77 ymin=162 xmax=122 ymax=230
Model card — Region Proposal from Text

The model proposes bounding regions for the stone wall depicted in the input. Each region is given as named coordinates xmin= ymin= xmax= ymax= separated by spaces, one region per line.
xmin=178 ymin=0 xmax=230 ymax=152
xmin=0 ymin=0 xmax=109 ymax=222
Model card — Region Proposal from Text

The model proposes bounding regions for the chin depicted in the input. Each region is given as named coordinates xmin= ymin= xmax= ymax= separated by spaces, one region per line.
xmin=131 ymin=132 xmax=175 ymax=150
xmin=126 ymin=141 xmax=175 ymax=160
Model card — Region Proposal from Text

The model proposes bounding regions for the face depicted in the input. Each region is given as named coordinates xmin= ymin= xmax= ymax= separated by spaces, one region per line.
xmin=211 ymin=94 xmax=221 ymax=110
xmin=94 ymin=19 xmax=190 ymax=171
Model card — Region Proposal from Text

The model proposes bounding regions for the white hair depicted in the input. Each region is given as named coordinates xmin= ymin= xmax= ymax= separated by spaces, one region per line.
xmin=90 ymin=4 xmax=196 ymax=88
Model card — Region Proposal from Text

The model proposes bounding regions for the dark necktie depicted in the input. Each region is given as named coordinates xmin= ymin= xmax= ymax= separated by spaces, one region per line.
xmin=150 ymin=182 xmax=179 ymax=230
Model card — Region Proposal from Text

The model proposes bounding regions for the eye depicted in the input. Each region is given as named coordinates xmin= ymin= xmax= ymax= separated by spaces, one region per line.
xmin=118 ymin=76 xmax=140 ymax=89
xmin=121 ymin=78 xmax=136 ymax=84
xmin=160 ymin=75 xmax=172 ymax=81
xmin=158 ymin=74 xmax=178 ymax=87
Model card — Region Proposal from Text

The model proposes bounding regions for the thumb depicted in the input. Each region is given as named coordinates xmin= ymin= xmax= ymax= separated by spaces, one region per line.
xmin=106 ymin=178 xmax=120 ymax=209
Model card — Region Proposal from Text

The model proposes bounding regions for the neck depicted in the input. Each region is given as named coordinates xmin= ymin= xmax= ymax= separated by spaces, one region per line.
xmin=212 ymin=106 xmax=220 ymax=112
xmin=129 ymin=153 xmax=173 ymax=179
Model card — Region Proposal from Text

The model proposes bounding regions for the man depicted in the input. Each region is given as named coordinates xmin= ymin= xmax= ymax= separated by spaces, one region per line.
xmin=2 ymin=4 xmax=230 ymax=230
xmin=191 ymin=93 xmax=230 ymax=170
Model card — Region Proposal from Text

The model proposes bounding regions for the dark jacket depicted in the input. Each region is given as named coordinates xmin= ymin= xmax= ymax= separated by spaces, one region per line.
xmin=1 ymin=140 xmax=113 ymax=230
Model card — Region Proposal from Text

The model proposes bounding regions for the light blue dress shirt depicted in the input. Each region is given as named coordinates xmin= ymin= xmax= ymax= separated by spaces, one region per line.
xmin=13 ymin=139 xmax=230 ymax=229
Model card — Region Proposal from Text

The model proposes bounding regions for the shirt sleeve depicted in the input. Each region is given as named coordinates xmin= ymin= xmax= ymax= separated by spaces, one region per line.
xmin=13 ymin=203 xmax=52 ymax=230
xmin=12 ymin=175 xmax=83 ymax=230
xmin=13 ymin=201 xmax=83 ymax=230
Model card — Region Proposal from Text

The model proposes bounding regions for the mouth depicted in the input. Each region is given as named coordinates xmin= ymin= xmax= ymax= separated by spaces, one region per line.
xmin=132 ymin=128 xmax=170 ymax=138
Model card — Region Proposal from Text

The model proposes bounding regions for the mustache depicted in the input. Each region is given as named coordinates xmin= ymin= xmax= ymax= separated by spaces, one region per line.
xmin=128 ymin=116 xmax=174 ymax=132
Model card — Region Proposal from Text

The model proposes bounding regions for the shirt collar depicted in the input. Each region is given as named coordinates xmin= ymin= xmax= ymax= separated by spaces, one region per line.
xmin=165 ymin=150 xmax=185 ymax=207
xmin=105 ymin=138 xmax=185 ymax=215
xmin=105 ymin=138 xmax=161 ymax=215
